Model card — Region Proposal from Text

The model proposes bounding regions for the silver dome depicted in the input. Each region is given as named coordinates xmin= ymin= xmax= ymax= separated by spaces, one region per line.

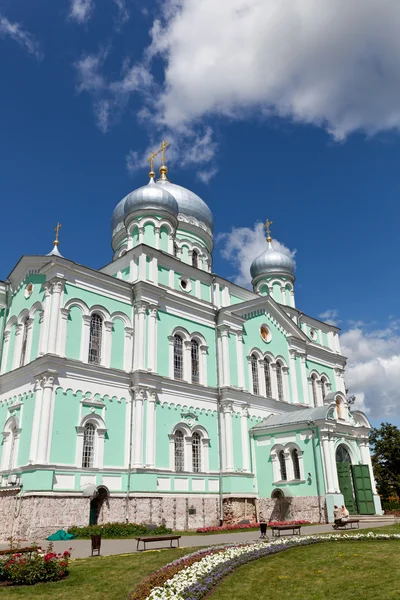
xmin=156 ymin=180 xmax=214 ymax=233
xmin=250 ymin=241 xmax=295 ymax=280
xmin=111 ymin=197 xmax=126 ymax=236
xmin=124 ymin=178 xmax=178 ymax=220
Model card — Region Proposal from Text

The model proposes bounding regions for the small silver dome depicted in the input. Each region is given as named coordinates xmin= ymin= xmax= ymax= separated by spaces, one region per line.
xmin=124 ymin=178 xmax=178 ymax=220
xmin=157 ymin=180 xmax=214 ymax=233
xmin=250 ymin=241 xmax=295 ymax=280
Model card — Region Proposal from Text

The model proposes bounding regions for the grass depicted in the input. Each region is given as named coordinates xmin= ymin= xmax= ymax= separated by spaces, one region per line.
xmin=0 ymin=548 xmax=192 ymax=600
xmin=210 ymin=538 xmax=400 ymax=600
xmin=0 ymin=525 xmax=398 ymax=600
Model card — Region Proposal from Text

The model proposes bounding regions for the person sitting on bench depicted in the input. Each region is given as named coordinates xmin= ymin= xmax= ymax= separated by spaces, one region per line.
xmin=333 ymin=505 xmax=342 ymax=529
xmin=341 ymin=504 xmax=350 ymax=523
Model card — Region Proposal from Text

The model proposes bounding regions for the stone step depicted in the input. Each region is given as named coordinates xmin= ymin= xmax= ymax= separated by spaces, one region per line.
xmin=356 ymin=515 xmax=396 ymax=522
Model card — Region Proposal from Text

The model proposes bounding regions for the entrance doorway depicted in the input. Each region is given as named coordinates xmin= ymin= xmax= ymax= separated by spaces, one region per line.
xmin=89 ymin=486 xmax=109 ymax=525
xmin=336 ymin=445 xmax=375 ymax=515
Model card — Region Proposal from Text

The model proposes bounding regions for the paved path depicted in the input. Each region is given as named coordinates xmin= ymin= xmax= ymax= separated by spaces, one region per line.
xmin=0 ymin=521 xmax=393 ymax=559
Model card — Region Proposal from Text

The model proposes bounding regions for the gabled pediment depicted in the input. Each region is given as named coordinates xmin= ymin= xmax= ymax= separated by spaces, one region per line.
xmin=220 ymin=295 xmax=308 ymax=342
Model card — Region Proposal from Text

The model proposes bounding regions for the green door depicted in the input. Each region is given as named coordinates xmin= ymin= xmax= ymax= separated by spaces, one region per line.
xmin=336 ymin=462 xmax=357 ymax=514
xmin=352 ymin=465 xmax=375 ymax=515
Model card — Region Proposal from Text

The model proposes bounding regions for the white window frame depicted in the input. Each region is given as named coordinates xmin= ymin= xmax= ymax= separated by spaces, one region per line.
xmin=169 ymin=423 xmax=210 ymax=473
xmin=1 ymin=416 xmax=21 ymax=471
xmin=76 ymin=414 xmax=107 ymax=469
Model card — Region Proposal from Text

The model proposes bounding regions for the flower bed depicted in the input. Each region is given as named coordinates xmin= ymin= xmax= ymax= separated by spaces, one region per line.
xmin=132 ymin=532 xmax=400 ymax=600
xmin=67 ymin=522 xmax=172 ymax=539
xmin=196 ymin=520 xmax=309 ymax=533
xmin=0 ymin=544 xmax=71 ymax=586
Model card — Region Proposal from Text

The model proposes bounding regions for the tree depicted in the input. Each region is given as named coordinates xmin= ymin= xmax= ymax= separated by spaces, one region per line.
xmin=369 ymin=422 xmax=400 ymax=500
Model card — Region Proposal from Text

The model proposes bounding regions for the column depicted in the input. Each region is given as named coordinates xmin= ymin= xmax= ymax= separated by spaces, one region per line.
xmin=47 ymin=279 xmax=65 ymax=355
xmin=138 ymin=226 xmax=144 ymax=244
xmin=103 ymin=320 xmax=113 ymax=367
xmin=219 ymin=326 xmax=230 ymax=386
xmin=58 ymin=308 xmax=69 ymax=357
xmin=290 ymin=290 xmax=295 ymax=308
xmin=168 ymin=233 xmax=174 ymax=255
xmin=36 ymin=371 xmax=57 ymax=464
xmin=184 ymin=340 xmax=192 ymax=382
xmin=124 ymin=327 xmax=134 ymax=371
xmin=200 ymin=344 xmax=208 ymax=385
xmin=282 ymin=366 xmax=290 ymax=402
xmin=270 ymin=363 xmax=279 ymax=399
xmin=222 ymin=402 xmax=234 ymax=472
xmin=329 ymin=437 xmax=340 ymax=492
xmin=81 ymin=315 xmax=91 ymax=362
xmin=147 ymin=306 xmax=158 ymax=372
xmin=39 ymin=283 xmax=52 ymax=355
xmin=134 ymin=303 xmax=147 ymax=370
xmin=145 ymin=391 xmax=157 ymax=468
xmin=359 ymin=438 xmax=378 ymax=494
xmin=29 ymin=376 xmax=43 ymax=463
xmin=321 ymin=433 xmax=335 ymax=493
xmin=240 ymin=405 xmax=251 ymax=472
xmin=154 ymin=226 xmax=160 ymax=250
xmin=133 ymin=387 xmax=145 ymax=467
xmin=299 ymin=353 xmax=310 ymax=405
xmin=1 ymin=331 xmax=10 ymax=373
xmin=288 ymin=350 xmax=298 ymax=403
xmin=236 ymin=331 xmax=245 ymax=389
xmin=257 ymin=359 xmax=266 ymax=396
xmin=280 ymin=286 xmax=286 ymax=305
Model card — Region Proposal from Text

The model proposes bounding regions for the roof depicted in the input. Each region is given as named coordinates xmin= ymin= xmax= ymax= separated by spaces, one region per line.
xmin=251 ymin=405 xmax=332 ymax=431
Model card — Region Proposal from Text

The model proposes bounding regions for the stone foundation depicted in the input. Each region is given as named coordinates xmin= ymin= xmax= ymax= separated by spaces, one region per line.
xmin=258 ymin=496 xmax=327 ymax=523
xmin=222 ymin=498 xmax=257 ymax=525
xmin=0 ymin=493 xmax=221 ymax=541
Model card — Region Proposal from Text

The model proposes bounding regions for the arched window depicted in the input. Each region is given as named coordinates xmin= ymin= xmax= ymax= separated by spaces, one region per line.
xmin=311 ymin=373 xmax=318 ymax=406
xmin=192 ymin=250 xmax=199 ymax=268
xmin=251 ymin=354 xmax=259 ymax=395
xmin=336 ymin=444 xmax=352 ymax=463
xmin=88 ymin=313 xmax=103 ymax=364
xmin=173 ymin=334 xmax=183 ymax=379
xmin=278 ymin=450 xmax=287 ymax=481
xmin=276 ymin=361 xmax=284 ymax=402
xmin=192 ymin=432 xmax=201 ymax=472
xmin=82 ymin=423 xmax=95 ymax=468
xmin=174 ymin=429 xmax=185 ymax=471
xmin=19 ymin=317 xmax=29 ymax=367
xmin=264 ymin=358 xmax=272 ymax=397
xmin=292 ymin=449 xmax=301 ymax=480
xmin=320 ymin=376 xmax=328 ymax=400
xmin=191 ymin=339 xmax=200 ymax=383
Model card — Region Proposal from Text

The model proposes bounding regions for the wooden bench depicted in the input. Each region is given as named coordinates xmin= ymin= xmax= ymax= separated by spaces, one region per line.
xmin=135 ymin=535 xmax=181 ymax=551
xmin=271 ymin=525 xmax=301 ymax=537
xmin=333 ymin=519 xmax=360 ymax=530
xmin=0 ymin=546 xmax=41 ymax=556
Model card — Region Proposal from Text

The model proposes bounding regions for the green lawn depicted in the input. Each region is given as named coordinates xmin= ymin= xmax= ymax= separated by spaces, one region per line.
xmin=210 ymin=539 xmax=400 ymax=600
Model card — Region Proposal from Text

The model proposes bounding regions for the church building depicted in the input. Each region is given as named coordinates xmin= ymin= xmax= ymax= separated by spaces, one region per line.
xmin=0 ymin=144 xmax=382 ymax=538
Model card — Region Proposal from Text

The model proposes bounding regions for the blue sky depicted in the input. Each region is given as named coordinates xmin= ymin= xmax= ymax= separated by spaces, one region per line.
xmin=1 ymin=0 xmax=400 ymax=426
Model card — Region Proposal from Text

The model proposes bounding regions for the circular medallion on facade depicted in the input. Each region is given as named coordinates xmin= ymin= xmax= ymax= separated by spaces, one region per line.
xmin=260 ymin=325 xmax=271 ymax=343
xmin=24 ymin=283 xmax=33 ymax=298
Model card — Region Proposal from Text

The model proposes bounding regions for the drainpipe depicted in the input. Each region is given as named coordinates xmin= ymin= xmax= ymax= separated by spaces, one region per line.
xmin=211 ymin=274 xmax=224 ymax=526
xmin=0 ymin=280 xmax=11 ymax=369
xmin=125 ymin=286 xmax=136 ymax=523
xmin=307 ymin=420 xmax=324 ymax=523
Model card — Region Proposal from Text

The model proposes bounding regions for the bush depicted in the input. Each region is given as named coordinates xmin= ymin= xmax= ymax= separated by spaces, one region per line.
xmin=382 ymin=499 xmax=400 ymax=511
xmin=67 ymin=522 xmax=172 ymax=539
xmin=196 ymin=520 xmax=310 ymax=533
xmin=0 ymin=545 xmax=71 ymax=586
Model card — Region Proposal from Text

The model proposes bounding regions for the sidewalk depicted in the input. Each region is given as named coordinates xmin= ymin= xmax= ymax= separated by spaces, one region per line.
xmin=0 ymin=521 xmax=393 ymax=559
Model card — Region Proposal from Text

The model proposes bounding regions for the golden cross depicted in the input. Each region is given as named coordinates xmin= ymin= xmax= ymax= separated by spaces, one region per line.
xmin=54 ymin=222 xmax=62 ymax=245
xmin=264 ymin=219 xmax=273 ymax=242
xmin=147 ymin=151 xmax=157 ymax=174
xmin=159 ymin=140 xmax=170 ymax=165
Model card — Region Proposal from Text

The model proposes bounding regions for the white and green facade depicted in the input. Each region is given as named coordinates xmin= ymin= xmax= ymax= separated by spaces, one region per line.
xmin=0 ymin=167 xmax=382 ymax=539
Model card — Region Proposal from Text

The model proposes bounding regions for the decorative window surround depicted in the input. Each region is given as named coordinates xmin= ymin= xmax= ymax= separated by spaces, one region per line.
xmin=169 ymin=422 xmax=210 ymax=473
xmin=271 ymin=443 xmax=305 ymax=484
xmin=75 ymin=413 xmax=107 ymax=469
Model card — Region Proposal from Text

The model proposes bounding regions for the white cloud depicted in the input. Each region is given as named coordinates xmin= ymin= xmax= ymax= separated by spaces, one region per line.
xmin=341 ymin=321 xmax=400 ymax=421
xmin=197 ymin=167 xmax=218 ymax=184
xmin=319 ymin=309 xmax=341 ymax=327
xmin=69 ymin=0 xmax=94 ymax=24
xmin=148 ymin=0 xmax=400 ymax=139
xmin=0 ymin=15 xmax=42 ymax=60
xmin=217 ymin=221 xmax=296 ymax=288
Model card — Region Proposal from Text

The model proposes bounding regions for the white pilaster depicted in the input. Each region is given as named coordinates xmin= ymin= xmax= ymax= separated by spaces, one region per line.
xmin=1 ymin=331 xmax=10 ymax=373
xmin=147 ymin=306 xmax=158 ymax=372
xmin=12 ymin=324 xmax=23 ymax=370
xmin=270 ymin=362 xmax=279 ymax=399
xmin=282 ymin=366 xmax=290 ymax=402
xmin=28 ymin=376 xmax=43 ymax=463
xmin=124 ymin=327 xmax=134 ymax=372
xmin=103 ymin=320 xmax=113 ymax=368
xmin=219 ymin=326 xmax=230 ymax=386
xmin=321 ymin=433 xmax=335 ymax=493
xmin=168 ymin=233 xmax=174 ymax=255
xmin=240 ymin=404 xmax=251 ymax=472
xmin=222 ymin=402 xmax=234 ymax=472
xmin=155 ymin=226 xmax=160 ymax=250
xmin=329 ymin=437 xmax=340 ymax=492
xmin=299 ymin=353 xmax=310 ymax=405
xmin=47 ymin=279 xmax=65 ymax=355
xmin=134 ymin=303 xmax=147 ymax=370
xmin=258 ymin=359 xmax=266 ymax=397
xmin=81 ymin=315 xmax=91 ymax=362
xmin=288 ymin=350 xmax=298 ymax=403
xmin=39 ymin=283 xmax=51 ymax=355
xmin=36 ymin=371 xmax=57 ymax=464
xmin=200 ymin=345 xmax=208 ymax=385
xmin=145 ymin=391 xmax=157 ymax=468
xmin=184 ymin=340 xmax=192 ymax=383
xmin=138 ymin=226 xmax=144 ymax=244
xmin=58 ymin=308 xmax=69 ymax=357
xmin=133 ymin=387 xmax=144 ymax=467
xmin=236 ymin=331 xmax=245 ymax=389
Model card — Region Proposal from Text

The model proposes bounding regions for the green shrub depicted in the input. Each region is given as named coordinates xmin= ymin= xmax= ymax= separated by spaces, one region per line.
xmin=67 ymin=522 xmax=172 ymax=539
xmin=382 ymin=499 xmax=400 ymax=511
xmin=1 ymin=545 xmax=71 ymax=586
